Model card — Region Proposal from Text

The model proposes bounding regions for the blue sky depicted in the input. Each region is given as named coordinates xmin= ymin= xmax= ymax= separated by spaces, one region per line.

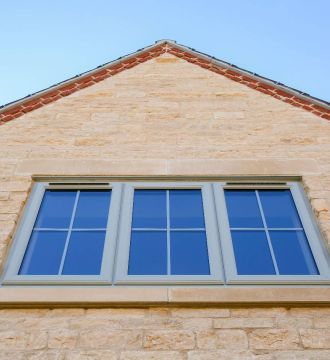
xmin=1 ymin=0 xmax=329 ymax=106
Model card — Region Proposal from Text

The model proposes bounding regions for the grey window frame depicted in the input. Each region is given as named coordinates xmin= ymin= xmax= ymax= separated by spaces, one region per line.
xmin=2 ymin=182 xmax=122 ymax=285
xmin=114 ymin=182 xmax=224 ymax=284
xmin=1 ymin=179 xmax=330 ymax=286
xmin=213 ymin=182 xmax=330 ymax=285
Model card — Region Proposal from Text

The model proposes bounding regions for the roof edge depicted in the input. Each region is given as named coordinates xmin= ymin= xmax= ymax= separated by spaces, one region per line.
xmin=1 ymin=40 xmax=329 ymax=124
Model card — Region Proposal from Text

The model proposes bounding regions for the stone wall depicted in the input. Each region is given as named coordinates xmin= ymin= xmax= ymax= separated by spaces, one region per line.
xmin=0 ymin=307 xmax=330 ymax=359
xmin=0 ymin=53 xmax=329 ymax=358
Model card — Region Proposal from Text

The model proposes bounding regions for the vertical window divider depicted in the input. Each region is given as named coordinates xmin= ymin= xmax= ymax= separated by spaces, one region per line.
xmin=255 ymin=190 xmax=280 ymax=275
xmin=166 ymin=190 xmax=171 ymax=275
xmin=58 ymin=190 xmax=80 ymax=275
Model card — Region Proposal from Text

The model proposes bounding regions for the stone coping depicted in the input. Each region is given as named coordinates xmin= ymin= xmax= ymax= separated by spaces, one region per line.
xmin=0 ymin=287 xmax=329 ymax=308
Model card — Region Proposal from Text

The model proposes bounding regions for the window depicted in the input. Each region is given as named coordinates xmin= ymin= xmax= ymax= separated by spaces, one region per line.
xmin=2 ymin=180 xmax=330 ymax=285
xmin=114 ymin=182 xmax=222 ymax=284
xmin=3 ymin=183 xmax=122 ymax=284
xmin=214 ymin=182 xmax=330 ymax=284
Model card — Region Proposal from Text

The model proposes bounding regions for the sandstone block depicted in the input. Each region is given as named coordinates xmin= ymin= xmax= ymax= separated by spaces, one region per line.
xmin=196 ymin=330 xmax=248 ymax=350
xmin=120 ymin=351 xmax=183 ymax=360
xmin=143 ymin=330 xmax=195 ymax=350
xmin=213 ymin=317 xmax=274 ymax=328
xmin=249 ymin=329 xmax=300 ymax=350
xmin=25 ymin=351 xmax=66 ymax=360
xmin=86 ymin=308 xmax=145 ymax=319
xmin=48 ymin=329 xmax=78 ymax=349
xmin=300 ymin=329 xmax=330 ymax=349
xmin=188 ymin=350 xmax=273 ymax=360
xmin=171 ymin=308 xmax=230 ymax=318
xmin=313 ymin=316 xmax=330 ymax=328
xmin=272 ymin=350 xmax=330 ymax=360
xmin=65 ymin=350 xmax=117 ymax=360
xmin=80 ymin=330 xmax=142 ymax=349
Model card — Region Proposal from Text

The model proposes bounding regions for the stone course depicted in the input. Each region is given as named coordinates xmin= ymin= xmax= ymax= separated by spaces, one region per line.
xmin=0 ymin=307 xmax=327 ymax=358
xmin=0 ymin=51 xmax=329 ymax=358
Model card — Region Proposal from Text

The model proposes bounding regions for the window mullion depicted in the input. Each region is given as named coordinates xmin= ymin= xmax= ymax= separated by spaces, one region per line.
xmin=166 ymin=190 xmax=171 ymax=276
xmin=255 ymin=190 xmax=280 ymax=275
xmin=58 ymin=190 xmax=80 ymax=275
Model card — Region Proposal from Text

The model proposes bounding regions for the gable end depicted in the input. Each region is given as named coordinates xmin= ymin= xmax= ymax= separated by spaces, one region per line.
xmin=1 ymin=40 xmax=329 ymax=125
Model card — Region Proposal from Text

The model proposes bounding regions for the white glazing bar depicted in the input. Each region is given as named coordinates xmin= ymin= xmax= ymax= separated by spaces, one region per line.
xmin=58 ymin=191 xmax=80 ymax=275
xmin=255 ymin=190 xmax=280 ymax=275
xmin=166 ymin=190 xmax=171 ymax=275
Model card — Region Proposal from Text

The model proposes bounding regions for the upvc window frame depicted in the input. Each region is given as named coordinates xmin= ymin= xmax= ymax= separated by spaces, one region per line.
xmin=2 ymin=182 xmax=122 ymax=285
xmin=114 ymin=182 xmax=224 ymax=285
xmin=2 ymin=179 xmax=330 ymax=287
xmin=214 ymin=181 xmax=330 ymax=285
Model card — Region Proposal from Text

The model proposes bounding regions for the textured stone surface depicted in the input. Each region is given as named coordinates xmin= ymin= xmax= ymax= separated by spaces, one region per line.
xmin=143 ymin=330 xmax=195 ymax=350
xmin=300 ymin=329 xmax=330 ymax=349
xmin=249 ymin=329 xmax=300 ymax=350
xmin=196 ymin=329 xmax=248 ymax=349
xmin=0 ymin=307 xmax=326 ymax=357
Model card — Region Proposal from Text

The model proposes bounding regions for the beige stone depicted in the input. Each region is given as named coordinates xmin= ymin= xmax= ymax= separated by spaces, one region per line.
xmin=0 ymin=331 xmax=47 ymax=350
xmin=168 ymin=288 xmax=330 ymax=305
xmin=213 ymin=317 xmax=274 ymax=328
xmin=171 ymin=308 xmax=230 ymax=318
xmin=143 ymin=330 xmax=195 ymax=350
xmin=188 ymin=350 xmax=273 ymax=360
xmin=313 ymin=316 xmax=330 ymax=328
xmin=120 ymin=351 xmax=183 ymax=360
xmin=167 ymin=159 xmax=320 ymax=175
xmin=79 ymin=330 xmax=142 ymax=349
xmin=65 ymin=350 xmax=117 ymax=360
xmin=230 ymin=308 xmax=288 ymax=318
xmin=249 ymin=329 xmax=300 ymax=350
xmin=48 ymin=329 xmax=78 ymax=349
xmin=0 ymin=287 xmax=168 ymax=305
xmin=275 ymin=316 xmax=313 ymax=329
xmin=196 ymin=330 xmax=248 ymax=349
xmin=26 ymin=351 xmax=66 ymax=360
xmin=300 ymin=329 xmax=330 ymax=349
xmin=181 ymin=318 xmax=213 ymax=329
xmin=273 ymin=350 xmax=330 ymax=360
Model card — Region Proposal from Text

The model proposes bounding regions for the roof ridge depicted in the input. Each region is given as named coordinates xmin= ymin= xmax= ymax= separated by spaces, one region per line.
xmin=0 ymin=40 xmax=329 ymax=124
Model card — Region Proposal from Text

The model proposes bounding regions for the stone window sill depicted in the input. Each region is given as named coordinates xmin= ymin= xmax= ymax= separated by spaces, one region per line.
xmin=0 ymin=287 xmax=329 ymax=308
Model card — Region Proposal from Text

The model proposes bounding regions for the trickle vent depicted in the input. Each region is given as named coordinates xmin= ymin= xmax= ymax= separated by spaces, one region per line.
xmin=48 ymin=183 xmax=109 ymax=186
xmin=226 ymin=182 xmax=287 ymax=186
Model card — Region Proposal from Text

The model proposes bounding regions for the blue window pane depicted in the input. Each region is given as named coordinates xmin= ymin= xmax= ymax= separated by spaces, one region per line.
xmin=170 ymin=190 xmax=205 ymax=228
xmin=34 ymin=190 xmax=76 ymax=228
xmin=73 ymin=190 xmax=111 ymax=228
xmin=270 ymin=231 xmax=319 ymax=275
xmin=225 ymin=190 xmax=263 ymax=228
xmin=128 ymin=231 xmax=167 ymax=275
xmin=259 ymin=190 xmax=302 ymax=228
xmin=232 ymin=231 xmax=275 ymax=275
xmin=19 ymin=231 xmax=67 ymax=275
xmin=171 ymin=231 xmax=210 ymax=275
xmin=132 ymin=190 xmax=166 ymax=228
xmin=62 ymin=231 xmax=105 ymax=275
